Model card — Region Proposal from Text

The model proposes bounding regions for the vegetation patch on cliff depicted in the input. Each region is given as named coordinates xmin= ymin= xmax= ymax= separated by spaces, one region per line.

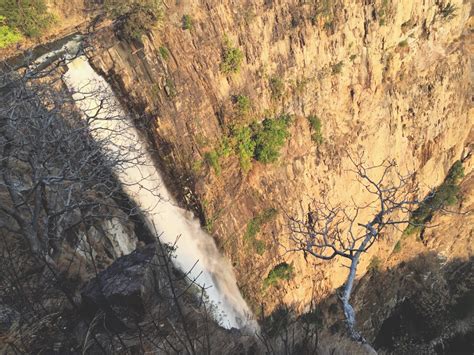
xmin=263 ymin=262 xmax=294 ymax=288
xmin=405 ymin=160 xmax=465 ymax=235
xmin=105 ymin=0 xmax=163 ymax=41
xmin=244 ymin=208 xmax=277 ymax=254
xmin=307 ymin=115 xmax=323 ymax=144
xmin=200 ymin=114 xmax=292 ymax=175
xmin=220 ymin=37 xmax=244 ymax=74
xmin=0 ymin=0 xmax=53 ymax=47
xmin=0 ymin=16 xmax=21 ymax=48
xmin=253 ymin=114 xmax=291 ymax=163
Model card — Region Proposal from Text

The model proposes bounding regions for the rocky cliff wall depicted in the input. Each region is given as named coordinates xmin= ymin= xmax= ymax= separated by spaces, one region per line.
xmin=86 ymin=0 xmax=473 ymax=314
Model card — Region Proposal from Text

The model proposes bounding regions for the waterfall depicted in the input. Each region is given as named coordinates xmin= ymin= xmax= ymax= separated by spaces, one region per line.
xmin=63 ymin=55 xmax=256 ymax=331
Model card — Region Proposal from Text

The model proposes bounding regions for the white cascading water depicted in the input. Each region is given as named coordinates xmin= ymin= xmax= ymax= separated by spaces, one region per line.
xmin=63 ymin=55 xmax=256 ymax=331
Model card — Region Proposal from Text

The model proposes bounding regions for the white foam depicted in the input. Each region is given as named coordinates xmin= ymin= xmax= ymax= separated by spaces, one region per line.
xmin=63 ymin=55 xmax=257 ymax=331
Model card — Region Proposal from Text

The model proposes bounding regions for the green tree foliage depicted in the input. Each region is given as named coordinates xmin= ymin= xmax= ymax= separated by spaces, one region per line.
xmin=220 ymin=37 xmax=244 ymax=74
xmin=104 ymin=0 xmax=163 ymax=41
xmin=226 ymin=114 xmax=291 ymax=173
xmin=367 ymin=256 xmax=381 ymax=273
xmin=233 ymin=125 xmax=256 ymax=173
xmin=307 ymin=115 xmax=323 ymax=144
xmin=253 ymin=114 xmax=291 ymax=163
xmin=204 ymin=151 xmax=221 ymax=175
xmin=244 ymin=208 xmax=277 ymax=254
xmin=263 ymin=262 xmax=293 ymax=288
xmin=331 ymin=61 xmax=344 ymax=75
xmin=182 ymin=14 xmax=192 ymax=30
xmin=234 ymin=94 xmax=251 ymax=116
xmin=0 ymin=0 xmax=53 ymax=38
xmin=405 ymin=160 xmax=465 ymax=235
xmin=159 ymin=45 xmax=169 ymax=60
xmin=196 ymin=114 xmax=292 ymax=176
xmin=269 ymin=76 xmax=284 ymax=100
xmin=0 ymin=16 xmax=21 ymax=48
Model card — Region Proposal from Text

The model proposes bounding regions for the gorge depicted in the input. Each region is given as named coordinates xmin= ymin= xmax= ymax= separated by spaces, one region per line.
xmin=0 ymin=0 xmax=472 ymax=354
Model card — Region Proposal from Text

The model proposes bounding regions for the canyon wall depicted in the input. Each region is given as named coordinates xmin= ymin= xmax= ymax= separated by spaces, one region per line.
xmin=87 ymin=0 xmax=473 ymax=314
xmin=86 ymin=1 xmax=473 ymax=309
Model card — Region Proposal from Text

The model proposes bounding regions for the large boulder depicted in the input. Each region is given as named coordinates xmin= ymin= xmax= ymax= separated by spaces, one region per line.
xmin=81 ymin=243 xmax=159 ymax=318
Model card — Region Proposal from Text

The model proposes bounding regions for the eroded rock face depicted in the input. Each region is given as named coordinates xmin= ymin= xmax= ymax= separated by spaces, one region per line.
xmin=87 ymin=0 xmax=472 ymax=313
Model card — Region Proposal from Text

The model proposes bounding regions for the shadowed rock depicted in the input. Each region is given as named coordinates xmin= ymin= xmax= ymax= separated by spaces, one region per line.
xmin=81 ymin=243 xmax=158 ymax=316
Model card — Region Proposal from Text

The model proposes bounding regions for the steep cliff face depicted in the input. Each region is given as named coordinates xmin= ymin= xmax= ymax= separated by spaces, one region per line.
xmin=87 ymin=0 xmax=473 ymax=314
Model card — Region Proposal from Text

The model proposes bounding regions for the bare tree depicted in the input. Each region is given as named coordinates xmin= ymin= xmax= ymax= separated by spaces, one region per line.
xmin=0 ymin=52 xmax=162 ymax=352
xmin=0 ymin=54 xmax=257 ymax=354
xmin=286 ymin=157 xmax=420 ymax=344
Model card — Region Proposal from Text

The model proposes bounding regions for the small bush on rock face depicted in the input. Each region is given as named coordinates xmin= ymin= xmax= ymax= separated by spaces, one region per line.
xmin=307 ymin=115 xmax=323 ymax=144
xmin=244 ymin=208 xmax=277 ymax=254
xmin=404 ymin=160 xmax=465 ymax=235
xmin=233 ymin=125 xmax=256 ymax=173
xmin=182 ymin=14 xmax=192 ymax=30
xmin=269 ymin=76 xmax=284 ymax=100
xmin=234 ymin=95 xmax=251 ymax=116
xmin=204 ymin=151 xmax=221 ymax=175
xmin=159 ymin=46 xmax=169 ymax=60
xmin=220 ymin=37 xmax=244 ymax=74
xmin=263 ymin=262 xmax=293 ymax=288
xmin=398 ymin=39 xmax=408 ymax=48
xmin=105 ymin=0 xmax=163 ymax=41
xmin=253 ymin=114 xmax=291 ymax=163
xmin=331 ymin=61 xmax=344 ymax=75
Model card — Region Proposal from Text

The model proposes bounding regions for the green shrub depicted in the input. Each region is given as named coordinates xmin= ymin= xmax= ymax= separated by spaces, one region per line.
xmin=234 ymin=94 xmax=251 ymax=116
xmin=220 ymin=38 xmax=244 ymax=74
xmin=263 ymin=262 xmax=293 ymax=288
xmin=378 ymin=0 xmax=391 ymax=26
xmin=324 ymin=21 xmax=334 ymax=32
xmin=331 ymin=61 xmax=344 ymax=75
xmin=159 ymin=46 xmax=169 ymax=60
xmin=0 ymin=1 xmax=53 ymax=38
xmin=393 ymin=240 xmax=402 ymax=253
xmin=404 ymin=161 xmax=464 ymax=235
xmin=269 ymin=76 xmax=284 ymax=100
xmin=191 ymin=159 xmax=203 ymax=174
xmin=233 ymin=125 xmax=256 ymax=173
xmin=182 ymin=14 xmax=192 ymax=30
xmin=105 ymin=0 xmax=163 ymax=41
xmin=253 ymin=115 xmax=291 ymax=163
xmin=398 ymin=39 xmax=408 ymax=48
xmin=307 ymin=115 xmax=323 ymax=144
xmin=367 ymin=256 xmax=381 ymax=272
xmin=255 ymin=240 xmax=266 ymax=255
xmin=164 ymin=77 xmax=177 ymax=97
xmin=0 ymin=17 xmax=22 ymax=48
xmin=244 ymin=217 xmax=260 ymax=243
xmin=244 ymin=208 xmax=278 ymax=253
xmin=294 ymin=78 xmax=309 ymax=95
xmin=216 ymin=137 xmax=232 ymax=158
xmin=204 ymin=151 xmax=221 ymax=175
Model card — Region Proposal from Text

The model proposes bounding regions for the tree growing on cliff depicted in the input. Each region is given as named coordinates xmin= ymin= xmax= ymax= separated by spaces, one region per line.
xmin=104 ymin=0 xmax=164 ymax=41
xmin=286 ymin=156 xmax=421 ymax=344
